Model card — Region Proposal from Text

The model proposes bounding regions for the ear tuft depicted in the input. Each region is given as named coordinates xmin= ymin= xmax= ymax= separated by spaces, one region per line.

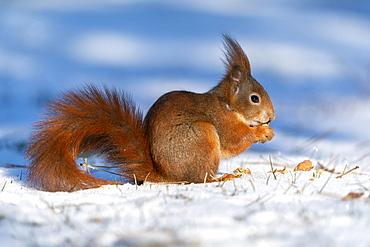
xmin=222 ymin=34 xmax=251 ymax=77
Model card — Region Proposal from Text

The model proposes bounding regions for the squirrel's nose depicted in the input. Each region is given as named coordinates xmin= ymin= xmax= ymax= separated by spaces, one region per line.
xmin=269 ymin=113 xmax=275 ymax=122
xmin=268 ymin=107 xmax=275 ymax=122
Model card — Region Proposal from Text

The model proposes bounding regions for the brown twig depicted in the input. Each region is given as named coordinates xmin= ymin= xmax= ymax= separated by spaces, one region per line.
xmin=335 ymin=166 xmax=360 ymax=179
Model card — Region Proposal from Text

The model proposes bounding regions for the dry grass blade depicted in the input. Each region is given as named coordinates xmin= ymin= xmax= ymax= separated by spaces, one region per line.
xmin=79 ymin=158 xmax=124 ymax=177
xmin=269 ymin=155 xmax=277 ymax=180
xmin=0 ymin=163 xmax=27 ymax=168
xmin=295 ymin=129 xmax=334 ymax=153
xmin=335 ymin=166 xmax=360 ymax=179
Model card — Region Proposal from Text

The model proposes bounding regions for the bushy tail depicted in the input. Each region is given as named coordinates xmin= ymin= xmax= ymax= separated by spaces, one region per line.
xmin=26 ymin=86 xmax=157 ymax=192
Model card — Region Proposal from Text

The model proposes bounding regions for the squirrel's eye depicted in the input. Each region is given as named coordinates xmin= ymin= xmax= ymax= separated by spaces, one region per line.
xmin=251 ymin=95 xmax=260 ymax=104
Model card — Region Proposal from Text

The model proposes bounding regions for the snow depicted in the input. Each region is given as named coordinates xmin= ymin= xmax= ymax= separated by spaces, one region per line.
xmin=2 ymin=160 xmax=370 ymax=246
xmin=0 ymin=0 xmax=370 ymax=246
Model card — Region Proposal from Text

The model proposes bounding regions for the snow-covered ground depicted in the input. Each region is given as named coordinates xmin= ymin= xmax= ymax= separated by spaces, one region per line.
xmin=1 ymin=0 xmax=370 ymax=246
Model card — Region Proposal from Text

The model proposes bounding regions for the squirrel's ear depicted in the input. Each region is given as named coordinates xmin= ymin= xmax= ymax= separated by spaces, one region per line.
xmin=221 ymin=34 xmax=251 ymax=96
xmin=231 ymin=65 xmax=242 ymax=82
xmin=230 ymin=65 xmax=242 ymax=94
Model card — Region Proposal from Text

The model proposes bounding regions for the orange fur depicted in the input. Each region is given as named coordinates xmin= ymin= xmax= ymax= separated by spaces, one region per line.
xmin=26 ymin=34 xmax=275 ymax=191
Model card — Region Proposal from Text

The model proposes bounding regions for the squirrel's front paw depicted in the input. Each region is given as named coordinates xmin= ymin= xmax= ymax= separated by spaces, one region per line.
xmin=254 ymin=125 xmax=274 ymax=143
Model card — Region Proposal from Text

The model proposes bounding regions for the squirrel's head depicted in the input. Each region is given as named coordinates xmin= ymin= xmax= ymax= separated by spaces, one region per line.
xmin=219 ymin=34 xmax=275 ymax=127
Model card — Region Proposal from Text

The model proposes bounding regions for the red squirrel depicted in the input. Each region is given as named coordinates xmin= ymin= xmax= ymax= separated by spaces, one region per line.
xmin=26 ymin=34 xmax=275 ymax=192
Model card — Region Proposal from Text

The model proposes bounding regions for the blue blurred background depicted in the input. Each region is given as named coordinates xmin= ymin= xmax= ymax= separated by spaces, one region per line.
xmin=0 ymin=0 xmax=369 ymax=164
